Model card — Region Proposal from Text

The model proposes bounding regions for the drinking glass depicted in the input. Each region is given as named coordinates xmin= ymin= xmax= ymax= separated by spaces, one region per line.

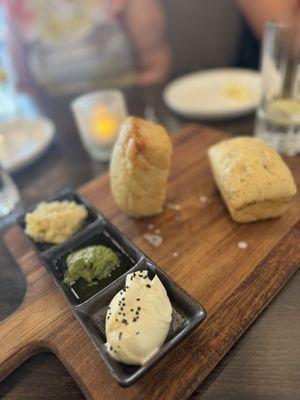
xmin=255 ymin=20 xmax=300 ymax=155
xmin=0 ymin=5 xmax=17 ymax=121
xmin=0 ymin=163 xmax=20 ymax=218
xmin=71 ymin=90 xmax=128 ymax=161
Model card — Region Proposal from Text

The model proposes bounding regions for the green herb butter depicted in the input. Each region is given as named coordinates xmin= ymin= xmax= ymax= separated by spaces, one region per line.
xmin=64 ymin=245 xmax=119 ymax=285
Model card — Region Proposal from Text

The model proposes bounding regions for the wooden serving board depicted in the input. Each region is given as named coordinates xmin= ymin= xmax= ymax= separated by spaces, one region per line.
xmin=1 ymin=125 xmax=300 ymax=400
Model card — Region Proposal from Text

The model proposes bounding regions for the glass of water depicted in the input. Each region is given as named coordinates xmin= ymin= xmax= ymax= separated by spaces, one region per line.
xmin=255 ymin=20 xmax=300 ymax=155
xmin=0 ymin=163 xmax=20 ymax=218
xmin=0 ymin=5 xmax=17 ymax=121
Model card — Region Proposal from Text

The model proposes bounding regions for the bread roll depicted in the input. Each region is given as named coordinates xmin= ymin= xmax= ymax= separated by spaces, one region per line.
xmin=208 ymin=137 xmax=297 ymax=223
xmin=110 ymin=117 xmax=172 ymax=217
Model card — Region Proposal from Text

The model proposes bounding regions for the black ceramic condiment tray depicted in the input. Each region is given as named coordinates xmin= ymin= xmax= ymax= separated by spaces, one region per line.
xmin=18 ymin=189 xmax=207 ymax=386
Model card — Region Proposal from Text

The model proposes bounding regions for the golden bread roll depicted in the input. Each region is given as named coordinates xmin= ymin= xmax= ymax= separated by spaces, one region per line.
xmin=110 ymin=116 xmax=172 ymax=217
xmin=208 ymin=137 xmax=297 ymax=223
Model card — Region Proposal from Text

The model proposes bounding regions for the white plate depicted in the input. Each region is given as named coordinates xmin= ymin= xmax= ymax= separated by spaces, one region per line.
xmin=163 ymin=68 xmax=261 ymax=119
xmin=0 ymin=117 xmax=55 ymax=173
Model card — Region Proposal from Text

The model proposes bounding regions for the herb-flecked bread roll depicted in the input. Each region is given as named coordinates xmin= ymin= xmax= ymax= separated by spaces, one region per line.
xmin=110 ymin=117 xmax=172 ymax=217
xmin=208 ymin=137 xmax=297 ymax=223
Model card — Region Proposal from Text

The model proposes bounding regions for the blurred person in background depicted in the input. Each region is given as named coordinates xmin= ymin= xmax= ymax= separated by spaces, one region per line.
xmin=237 ymin=0 xmax=300 ymax=38
xmin=160 ymin=0 xmax=300 ymax=75
xmin=5 ymin=0 xmax=171 ymax=95
xmin=6 ymin=0 xmax=299 ymax=97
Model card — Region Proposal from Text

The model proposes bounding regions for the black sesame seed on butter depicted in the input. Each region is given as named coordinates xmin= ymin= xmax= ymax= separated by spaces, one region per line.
xmin=137 ymin=306 xmax=141 ymax=311
xmin=136 ymin=332 xmax=140 ymax=335
xmin=146 ymin=284 xmax=151 ymax=288
xmin=130 ymin=309 xmax=134 ymax=312
xmin=136 ymin=298 xmax=140 ymax=301
xmin=119 ymin=332 xmax=123 ymax=340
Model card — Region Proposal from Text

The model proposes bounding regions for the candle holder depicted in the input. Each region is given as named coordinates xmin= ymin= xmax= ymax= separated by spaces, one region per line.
xmin=71 ymin=90 xmax=128 ymax=161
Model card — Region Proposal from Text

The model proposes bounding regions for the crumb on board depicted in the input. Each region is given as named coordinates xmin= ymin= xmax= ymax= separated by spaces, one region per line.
xmin=173 ymin=252 xmax=178 ymax=257
xmin=143 ymin=233 xmax=163 ymax=247
xmin=199 ymin=195 xmax=212 ymax=204
xmin=155 ymin=228 xmax=161 ymax=234
xmin=166 ymin=203 xmax=182 ymax=211
xmin=147 ymin=223 xmax=155 ymax=229
xmin=238 ymin=241 xmax=248 ymax=249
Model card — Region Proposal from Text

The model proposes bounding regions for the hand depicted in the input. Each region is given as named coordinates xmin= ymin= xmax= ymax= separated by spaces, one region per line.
xmin=135 ymin=44 xmax=171 ymax=86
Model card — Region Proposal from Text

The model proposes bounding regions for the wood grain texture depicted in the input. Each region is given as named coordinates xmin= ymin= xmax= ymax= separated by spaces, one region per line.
xmin=1 ymin=125 xmax=300 ymax=400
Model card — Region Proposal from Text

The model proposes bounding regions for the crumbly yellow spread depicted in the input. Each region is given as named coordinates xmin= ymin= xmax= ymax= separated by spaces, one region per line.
xmin=25 ymin=201 xmax=88 ymax=244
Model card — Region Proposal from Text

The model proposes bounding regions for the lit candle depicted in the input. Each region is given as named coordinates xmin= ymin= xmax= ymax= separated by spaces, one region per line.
xmin=71 ymin=90 xmax=128 ymax=161
xmin=90 ymin=105 xmax=120 ymax=144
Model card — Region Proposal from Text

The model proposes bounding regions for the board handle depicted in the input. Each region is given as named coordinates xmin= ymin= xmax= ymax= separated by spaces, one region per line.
xmin=0 ymin=227 xmax=53 ymax=382
xmin=0 ymin=302 xmax=45 ymax=382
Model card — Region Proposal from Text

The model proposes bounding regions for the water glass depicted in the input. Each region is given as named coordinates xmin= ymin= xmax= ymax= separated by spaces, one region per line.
xmin=0 ymin=164 xmax=20 ymax=218
xmin=0 ymin=5 xmax=17 ymax=121
xmin=255 ymin=20 xmax=300 ymax=155
xmin=71 ymin=90 xmax=128 ymax=161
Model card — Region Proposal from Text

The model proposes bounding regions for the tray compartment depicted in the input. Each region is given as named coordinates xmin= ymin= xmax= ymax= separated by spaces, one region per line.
xmin=42 ymin=220 xmax=141 ymax=305
xmin=17 ymin=188 xmax=101 ymax=253
xmin=75 ymin=259 xmax=207 ymax=386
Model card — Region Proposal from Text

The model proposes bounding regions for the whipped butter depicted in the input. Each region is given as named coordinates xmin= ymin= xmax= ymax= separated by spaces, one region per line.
xmin=105 ymin=270 xmax=172 ymax=365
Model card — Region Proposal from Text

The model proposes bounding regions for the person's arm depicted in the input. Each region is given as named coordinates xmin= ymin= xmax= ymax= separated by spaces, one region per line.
xmin=125 ymin=0 xmax=171 ymax=85
xmin=237 ymin=0 xmax=300 ymax=38
xmin=108 ymin=0 xmax=171 ymax=86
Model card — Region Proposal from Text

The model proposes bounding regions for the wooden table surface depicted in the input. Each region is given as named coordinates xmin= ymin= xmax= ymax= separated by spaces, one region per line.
xmin=0 ymin=85 xmax=299 ymax=400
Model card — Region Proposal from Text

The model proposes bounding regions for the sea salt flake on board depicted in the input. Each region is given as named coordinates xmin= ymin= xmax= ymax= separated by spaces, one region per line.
xmin=173 ymin=252 xmax=179 ymax=257
xmin=238 ymin=241 xmax=248 ymax=249
xmin=143 ymin=233 xmax=163 ymax=247
xmin=199 ymin=195 xmax=212 ymax=204
xmin=166 ymin=203 xmax=182 ymax=211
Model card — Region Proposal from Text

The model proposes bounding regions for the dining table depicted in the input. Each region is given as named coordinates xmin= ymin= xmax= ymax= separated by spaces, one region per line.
xmin=0 ymin=84 xmax=299 ymax=400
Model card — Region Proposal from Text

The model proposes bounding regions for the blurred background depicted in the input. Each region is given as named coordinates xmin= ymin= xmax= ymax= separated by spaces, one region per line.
xmin=1 ymin=0 xmax=260 ymax=95
xmin=2 ymin=0 xmax=300 ymax=216
xmin=0 ymin=0 xmax=265 ymax=209
xmin=1 ymin=1 xmax=300 ymax=399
